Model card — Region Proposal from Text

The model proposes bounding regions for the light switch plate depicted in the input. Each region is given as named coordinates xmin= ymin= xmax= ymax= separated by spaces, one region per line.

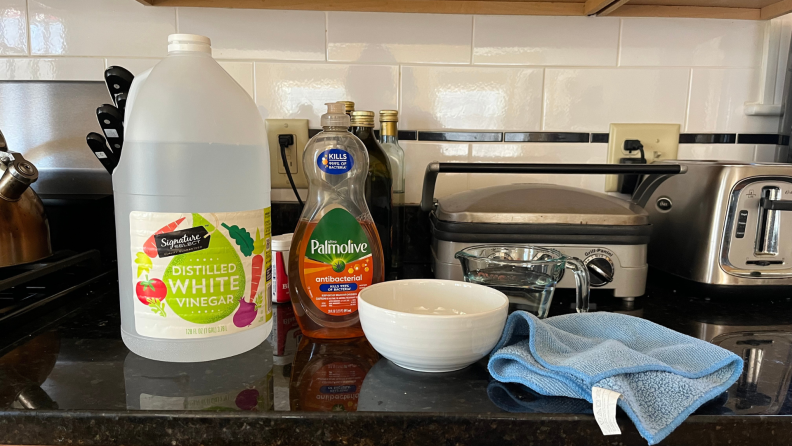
xmin=266 ymin=119 xmax=309 ymax=189
xmin=605 ymin=123 xmax=680 ymax=192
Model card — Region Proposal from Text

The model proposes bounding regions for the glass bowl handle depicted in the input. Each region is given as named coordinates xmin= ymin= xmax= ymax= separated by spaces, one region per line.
xmin=565 ymin=257 xmax=590 ymax=313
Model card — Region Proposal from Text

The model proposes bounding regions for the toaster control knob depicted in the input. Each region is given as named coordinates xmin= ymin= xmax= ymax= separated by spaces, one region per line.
xmin=584 ymin=255 xmax=614 ymax=287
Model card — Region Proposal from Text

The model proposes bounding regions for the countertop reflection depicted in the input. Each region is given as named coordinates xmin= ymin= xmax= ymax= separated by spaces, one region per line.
xmin=0 ymin=271 xmax=791 ymax=418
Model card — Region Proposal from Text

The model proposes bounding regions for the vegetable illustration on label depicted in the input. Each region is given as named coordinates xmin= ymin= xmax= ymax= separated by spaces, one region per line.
xmin=228 ymin=225 xmax=267 ymax=328
xmin=250 ymin=228 xmax=266 ymax=303
xmin=135 ymin=252 xmax=153 ymax=277
xmin=223 ymin=223 xmax=255 ymax=257
xmin=136 ymin=275 xmax=168 ymax=317
xmin=144 ymin=217 xmax=185 ymax=258
xmin=129 ymin=209 xmax=272 ymax=339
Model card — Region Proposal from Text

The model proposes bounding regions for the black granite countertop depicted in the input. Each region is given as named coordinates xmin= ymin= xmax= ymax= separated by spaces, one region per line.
xmin=0 ymin=265 xmax=791 ymax=446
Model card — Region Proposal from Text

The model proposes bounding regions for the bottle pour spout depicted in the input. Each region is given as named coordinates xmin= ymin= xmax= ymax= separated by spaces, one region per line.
xmin=322 ymin=102 xmax=351 ymax=128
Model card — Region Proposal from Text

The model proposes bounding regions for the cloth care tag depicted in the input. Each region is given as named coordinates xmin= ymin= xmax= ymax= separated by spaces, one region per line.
xmin=592 ymin=386 xmax=622 ymax=436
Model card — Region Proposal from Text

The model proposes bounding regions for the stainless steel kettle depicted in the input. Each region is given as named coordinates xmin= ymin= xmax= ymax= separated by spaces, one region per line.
xmin=0 ymin=129 xmax=51 ymax=268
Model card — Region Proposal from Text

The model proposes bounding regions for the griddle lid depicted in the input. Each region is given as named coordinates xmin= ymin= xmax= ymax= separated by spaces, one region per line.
xmin=435 ymin=184 xmax=649 ymax=225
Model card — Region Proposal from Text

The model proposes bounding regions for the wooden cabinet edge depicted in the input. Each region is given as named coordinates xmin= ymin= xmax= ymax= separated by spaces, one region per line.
xmin=135 ymin=0 xmax=783 ymax=20
xmin=609 ymin=4 xmax=761 ymax=19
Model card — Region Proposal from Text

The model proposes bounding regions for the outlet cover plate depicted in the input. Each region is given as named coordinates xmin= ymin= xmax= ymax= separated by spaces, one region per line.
xmin=266 ymin=119 xmax=309 ymax=189
xmin=605 ymin=123 xmax=680 ymax=192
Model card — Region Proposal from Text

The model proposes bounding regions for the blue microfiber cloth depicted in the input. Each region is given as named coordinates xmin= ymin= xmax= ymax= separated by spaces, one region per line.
xmin=488 ymin=311 xmax=744 ymax=445
xmin=487 ymin=381 xmax=594 ymax=414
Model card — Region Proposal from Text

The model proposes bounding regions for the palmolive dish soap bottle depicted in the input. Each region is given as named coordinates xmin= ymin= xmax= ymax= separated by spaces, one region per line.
xmin=114 ymin=34 xmax=273 ymax=362
xmin=288 ymin=102 xmax=384 ymax=339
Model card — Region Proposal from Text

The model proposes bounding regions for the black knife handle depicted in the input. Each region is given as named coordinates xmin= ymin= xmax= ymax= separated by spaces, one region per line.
xmin=105 ymin=66 xmax=134 ymax=95
xmin=105 ymin=66 xmax=134 ymax=108
xmin=419 ymin=162 xmax=687 ymax=212
xmin=86 ymin=133 xmax=117 ymax=174
xmin=116 ymin=91 xmax=128 ymax=115
xmin=96 ymin=104 xmax=124 ymax=152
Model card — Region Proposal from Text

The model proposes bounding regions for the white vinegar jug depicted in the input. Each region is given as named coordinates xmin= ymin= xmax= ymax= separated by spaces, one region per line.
xmin=114 ymin=34 xmax=272 ymax=362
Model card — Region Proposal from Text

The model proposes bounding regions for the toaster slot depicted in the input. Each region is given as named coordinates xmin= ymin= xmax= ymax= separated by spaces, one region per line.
xmin=755 ymin=187 xmax=781 ymax=256
xmin=723 ymin=178 xmax=792 ymax=275
xmin=746 ymin=260 xmax=784 ymax=265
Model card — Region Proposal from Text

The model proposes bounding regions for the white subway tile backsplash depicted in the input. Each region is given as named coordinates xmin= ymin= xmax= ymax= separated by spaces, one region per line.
xmin=218 ymin=61 xmax=254 ymax=98
xmin=178 ymin=8 xmax=325 ymax=61
xmin=0 ymin=57 xmax=104 ymax=80
xmin=678 ymin=144 xmax=756 ymax=162
xmin=774 ymin=15 xmax=792 ymax=104
xmin=403 ymin=142 xmax=470 ymax=204
xmin=469 ymin=143 xmax=607 ymax=192
xmin=0 ymin=0 xmax=28 ymax=55
xmin=104 ymin=58 xmax=161 ymax=76
xmin=543 ymin=68 xmax=690 ymax=132
xmin=254 ymin=62 xmax=398 ymax=128
xmin=472 ymin=16 xmax=619 ymax=66
xmin=1 ymin=6 xmax=786 ymax=191
xmin=401 ymin=65 xmax=543 ymax=131
xmin=328 ymin=12 xmax=472 ymax=64
xmin=272 ymin=188 xmax=308 ymax=202
xmin=687 ymin=68 xmax=780 ymax=133
xmin=29 ymin=0 xmax=175 ymax=57
xmin=619 ymin=18 xmax=763 ymax=68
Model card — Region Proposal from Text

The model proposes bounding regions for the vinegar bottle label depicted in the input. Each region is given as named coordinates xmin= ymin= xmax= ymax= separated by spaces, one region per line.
xmin=299 ymin=208 xmax=373 ymax=316
xmin=128 ymin=209 xmax=273 ymax=339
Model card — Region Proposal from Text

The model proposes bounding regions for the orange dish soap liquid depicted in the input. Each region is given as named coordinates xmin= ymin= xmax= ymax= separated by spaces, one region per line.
xmin=289 ymin=102 xmax=385 ymax=339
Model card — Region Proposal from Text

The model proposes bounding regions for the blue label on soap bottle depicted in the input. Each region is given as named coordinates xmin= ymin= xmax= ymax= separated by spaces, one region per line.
xmin=317 ymin=148 xmax=354 ymax=175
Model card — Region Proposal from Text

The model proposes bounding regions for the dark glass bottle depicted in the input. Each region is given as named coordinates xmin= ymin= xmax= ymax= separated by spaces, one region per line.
xmin=378 ymin=110 xmax=405 ymax=279
xmin=349 ymin=111 xmax=393 ymax=279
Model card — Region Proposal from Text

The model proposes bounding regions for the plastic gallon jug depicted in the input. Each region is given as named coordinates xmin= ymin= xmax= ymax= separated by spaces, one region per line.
xmin=114 ymin=34 xmax=272 ymax=362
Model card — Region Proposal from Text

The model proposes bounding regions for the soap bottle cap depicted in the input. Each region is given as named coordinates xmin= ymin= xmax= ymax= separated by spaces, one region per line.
xmin=321 ymin=102 xmax=351 ymax=128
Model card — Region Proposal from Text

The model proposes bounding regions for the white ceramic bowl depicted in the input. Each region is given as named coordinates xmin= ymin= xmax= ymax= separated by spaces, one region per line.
xmin=358 ymin=279 xmax=509 ymax=373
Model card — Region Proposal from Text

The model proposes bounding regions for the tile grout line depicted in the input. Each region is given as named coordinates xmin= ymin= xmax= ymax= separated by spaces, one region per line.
xmin=683 ymin=68 xmax=693 ymax=133
xmin=252 ymin=60 xmax=257 ymax=103
xmin=325 ymin=11 xmax=329 ymax=62
xmin=25 ymin=0 xmax=31 ymax=56
xmin=469 ymin=16 xmax=475 ymax=65
xmin=540 ymin=68 xmax=547 ymax=132
xmin=616 ymin=19 xmax=623 ymax=67
xmin=398 ymin=64 xmax=403 ymax=117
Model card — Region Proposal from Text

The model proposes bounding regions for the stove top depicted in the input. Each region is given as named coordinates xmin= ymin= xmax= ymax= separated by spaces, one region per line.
xmin=0 ymin=251 xmax=114 ymax=333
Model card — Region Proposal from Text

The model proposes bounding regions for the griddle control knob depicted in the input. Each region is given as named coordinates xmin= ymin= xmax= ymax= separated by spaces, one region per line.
xmin=584 ymin=255 xmax=614 ymax=287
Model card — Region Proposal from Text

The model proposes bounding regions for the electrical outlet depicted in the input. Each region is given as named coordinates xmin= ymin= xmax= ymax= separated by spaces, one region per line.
xmin=265 ymin=119 xmax=309 ymax=189
xmin=604 ymin=123 xmax=680 ymax=192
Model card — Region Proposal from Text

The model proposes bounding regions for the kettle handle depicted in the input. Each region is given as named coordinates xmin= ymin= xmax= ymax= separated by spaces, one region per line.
xmin=420 ymin=162 xmax=686 ymax=212
xmin=0 ymin=153 xmax=39 ymax=202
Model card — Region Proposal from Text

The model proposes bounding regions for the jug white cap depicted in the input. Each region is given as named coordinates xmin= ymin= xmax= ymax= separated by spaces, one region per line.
xmin=168 ymin=34 xmax=211 ymax=54
xmin=321 ymin=102 xmax=350 ymax=128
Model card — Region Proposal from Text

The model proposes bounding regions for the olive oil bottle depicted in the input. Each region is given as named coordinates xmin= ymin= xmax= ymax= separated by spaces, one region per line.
xmin=378 ymin=110 xmax=405 ymax=278
xmin=340 ymin=101 xmax=355 ymax=116
xmin=349 ymin=111 xmax=394 ymax=279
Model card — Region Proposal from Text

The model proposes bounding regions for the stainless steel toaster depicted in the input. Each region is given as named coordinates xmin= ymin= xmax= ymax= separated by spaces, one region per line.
xmin=634 ymin=160 xmax=792 ymax=286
